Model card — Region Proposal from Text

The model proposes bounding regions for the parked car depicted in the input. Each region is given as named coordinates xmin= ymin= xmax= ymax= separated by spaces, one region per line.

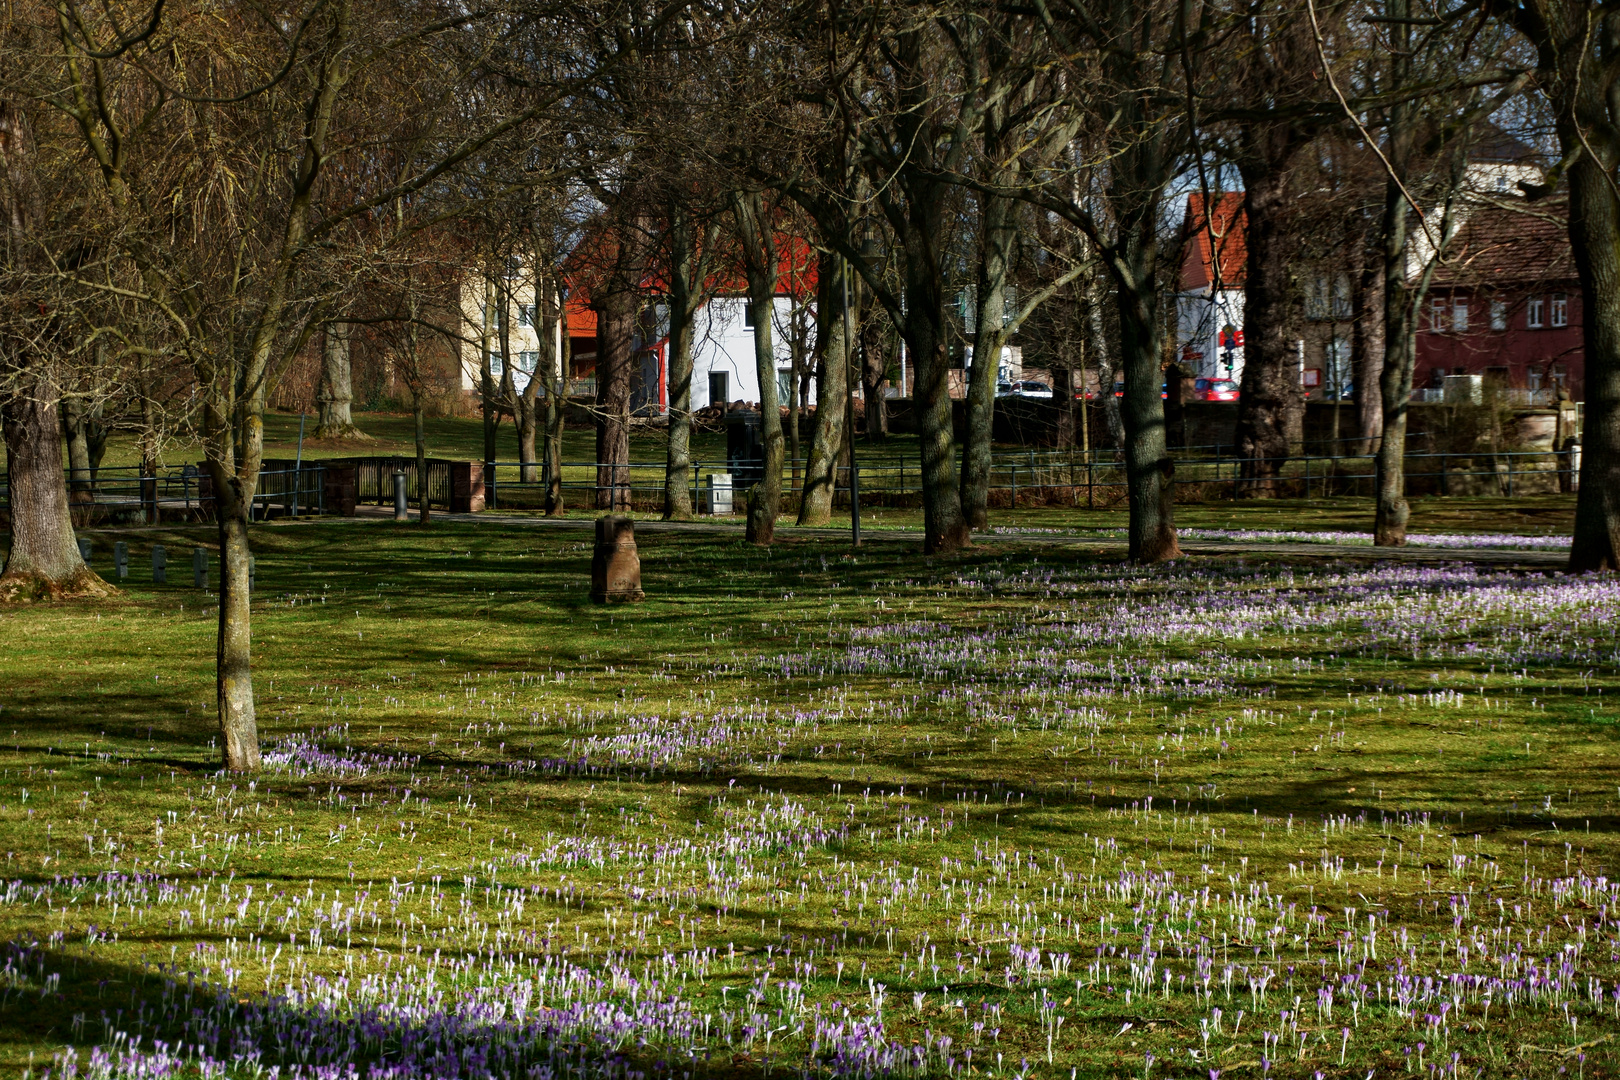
xmin=1012 ymin=380 xmax=1053 ymax=398
xmin=1193 ymin=377 xmax=1240 ymax=401
xmin=995 ymin=381 xmax=1016 ymax=397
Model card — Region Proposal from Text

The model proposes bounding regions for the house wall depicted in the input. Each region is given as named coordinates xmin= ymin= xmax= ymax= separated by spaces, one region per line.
xmin=1176 ymin=287 xmax=1246 ymax=381
xmin=686 ymin=296 xmax=810 ymax=410
xmin=457 ymin=277 xmax=559 ymax=395
xmin=1415 ymin=286 xmax=1584 ymax=398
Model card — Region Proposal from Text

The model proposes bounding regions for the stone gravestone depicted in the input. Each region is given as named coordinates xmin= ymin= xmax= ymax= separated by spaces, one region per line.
xmin=152 ymin=545 xmax=167 ymax=583
xmin=78 ymin=539 xmax=92 ymax=564
xmin=590 ymin=515 xmax=644 ymax=603
xmin=114 ymin=542 xmax=129 ymax=580
xmin=193 ymin=547 xmax=208 ymax=589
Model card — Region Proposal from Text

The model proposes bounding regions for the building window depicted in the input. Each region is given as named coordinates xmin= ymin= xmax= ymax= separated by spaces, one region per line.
xmin=743 ymin=302 xmax=757 ymax=330
xmin=1490 ymin=300 xmax=1507 ymax=331
xmin=777 ymin=369 xmax=794 ymax=404
xmin=1431 ymin=298 xmax=1449 ymax=332
xmin=709 ymin=371 xmax=729 ymax=408
xmin=1551 ymin=293 xmax=1568 ymax=327
xmin=517 ymin=351 xmax=538 ymax=373
xmin=1332 ymin=275 xmax=1353 ymax=320
xmin=1453 ymin=301 xmax=1469 ymax=332
xmin=1308 ymin=277 xmax=1330 ymax=321
xmin=1527 ymin=297 xmax=1545 ymax=328
xmin=518 ymin=304 xmax=536 ymax=327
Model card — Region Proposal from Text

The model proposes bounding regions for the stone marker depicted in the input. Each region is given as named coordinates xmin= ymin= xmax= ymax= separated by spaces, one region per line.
xmin=193 ymin=547 xmax=208 ymax=589
xmin=114 ymin=542 xmax=129 ymax=580
xmin=152 ymin=545 xmax=167 ymax=583
xmin=78 ymin=539 xmax=92 ymax=564
xmin=590 ymin=515 xmax=644 ymax=603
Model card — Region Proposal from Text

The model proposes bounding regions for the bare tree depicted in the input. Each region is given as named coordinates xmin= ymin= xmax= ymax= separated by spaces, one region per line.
xmin=0 ymin=99 xmax=110 ymax=600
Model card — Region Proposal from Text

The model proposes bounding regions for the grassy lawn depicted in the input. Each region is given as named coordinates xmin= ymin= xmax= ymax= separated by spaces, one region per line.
xmin=0 ymin=517 xmax=1614 ymax=1077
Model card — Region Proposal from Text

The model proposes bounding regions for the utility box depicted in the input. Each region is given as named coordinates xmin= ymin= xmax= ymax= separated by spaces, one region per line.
xmin=703 ymin=473 xmax=734 ymax=515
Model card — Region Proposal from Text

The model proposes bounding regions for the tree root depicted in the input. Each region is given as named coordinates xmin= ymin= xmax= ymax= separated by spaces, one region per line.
xmin=0 ymin=567 xmax=118 ymax=602
xmin=310 ymin=423 xmax=375 ymax=442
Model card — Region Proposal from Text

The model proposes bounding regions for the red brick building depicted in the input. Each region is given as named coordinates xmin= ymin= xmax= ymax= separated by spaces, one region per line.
xmin=1416 ymin=198 xmax=1583 ymax=401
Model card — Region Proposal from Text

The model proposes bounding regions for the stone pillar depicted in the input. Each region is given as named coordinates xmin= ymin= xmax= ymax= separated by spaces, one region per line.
xmin=450 ymin=462 xmax=485 ymax=513
xmin=590 ymin=515 xmax=644 ymax=603
xmin=323 ymin=465 xmax=358 ymax=516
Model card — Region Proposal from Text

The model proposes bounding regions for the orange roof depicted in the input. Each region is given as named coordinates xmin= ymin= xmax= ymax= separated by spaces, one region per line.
xmin=562 ymin=216 xmax=819 ymax=319
xmin=1181 ymin=192 xmax=1247 ymax=291
xmin=563 ymin=293 xmax=596 ymax=336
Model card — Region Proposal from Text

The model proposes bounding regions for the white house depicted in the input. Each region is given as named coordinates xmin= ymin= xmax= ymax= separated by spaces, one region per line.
xmin=458 ymin=259 xmax=816 ymax=412
xmin=1176 ymin=191 xmax=1247 ymax=382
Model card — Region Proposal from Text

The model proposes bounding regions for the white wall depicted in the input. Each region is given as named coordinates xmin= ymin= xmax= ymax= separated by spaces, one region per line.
xmin=688 ymin=296 xmax=813 ymax=409
xmin=1176 ymin=287 xmax=1246 ymax=382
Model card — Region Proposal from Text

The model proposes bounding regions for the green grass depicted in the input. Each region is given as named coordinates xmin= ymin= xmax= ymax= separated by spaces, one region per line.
xmin=0 ymin=518 xmax=1613 ymax=1078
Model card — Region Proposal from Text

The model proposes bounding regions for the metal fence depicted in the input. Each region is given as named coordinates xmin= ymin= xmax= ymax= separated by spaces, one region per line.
xmin=477 ymin=445 xmax=1580 ymax=511
xmin=344 ymin=457 xmax=454 ymax=510
xmin=1 ymin=463 xmax=325 ymax=522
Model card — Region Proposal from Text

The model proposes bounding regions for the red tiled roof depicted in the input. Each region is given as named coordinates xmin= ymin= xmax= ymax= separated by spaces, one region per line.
xmin=1181 ymin=192 xmax=1247 ymax=291
xmin=563 ymin=218 xmax=818 ymax=319
xmin=1431 ymin=198 xmax=1575 ymax=287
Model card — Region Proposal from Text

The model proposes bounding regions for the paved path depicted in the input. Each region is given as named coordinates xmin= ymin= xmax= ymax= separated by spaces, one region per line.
xmin=346 ymin=505 xmax=1569 ymax=569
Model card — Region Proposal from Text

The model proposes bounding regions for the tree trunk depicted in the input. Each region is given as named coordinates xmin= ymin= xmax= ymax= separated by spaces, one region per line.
xmin=962 ymin=193 xmax=1015 ymax=530
xmin=734 ymin=191 xmax=785 ymax=546
xmin=1565 ymin=134 xmax=1620 ymax=569
xmin=0 ymin=99 xmax=109 ymax=601
xmin=314 ymin=323 xmax=367 ymax=441
xmin=0 ymin=381 xmax=111 ymax=600
xmin=1374 ymin=290 xmax=1417 ymax=545
xmin=595 ymin=286 xmax=636 ymax=512
xmin=899 ymin=207 xmax=970 ymax=554
xmin=139 ymin=368 xmax=159 ymax=525
xmin=546 ymin=298 xmax=568 ymax=516
xmin=1083 ymin=271 xmax=1125 ymax=448
xmin=664 ymin=211 xmax=698 ymax=520
xmin=479 ymin=278 xmax=499 ymax=466
xmin=516 ymin=398 xmax=537 ymax=484
xmin=211 ymin=482 xmax=261 ymax=771
xmin=414 ymin=395 xmax=430 ymax=525
xmin=799 ymin=251 xmax=851 ymax=525
xmin=1352 ymin=252 xmax=1386 ymax=456
xmin=860 ymin=319 xmax=888 ymax=440
xmin=63 ymin=399 xmax=94 ymax=498
xmin=404 ymin=296 xmax=431 ymax=525
xmin=1374 ymin=0 xmax=1419 ymax=547
xmin=1233 ymin=166 xmax=1300 ymax=494
xmin=1115 ymin=208 xmax=1181 ymax=563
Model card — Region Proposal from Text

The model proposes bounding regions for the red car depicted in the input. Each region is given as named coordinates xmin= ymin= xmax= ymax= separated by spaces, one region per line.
xmin=1194 ymin=377 xmax=1240 ymax=401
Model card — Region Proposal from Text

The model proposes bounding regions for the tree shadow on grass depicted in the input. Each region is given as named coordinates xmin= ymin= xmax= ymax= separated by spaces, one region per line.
xmin=1 ymin=937 xmax=790 ymax=1080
